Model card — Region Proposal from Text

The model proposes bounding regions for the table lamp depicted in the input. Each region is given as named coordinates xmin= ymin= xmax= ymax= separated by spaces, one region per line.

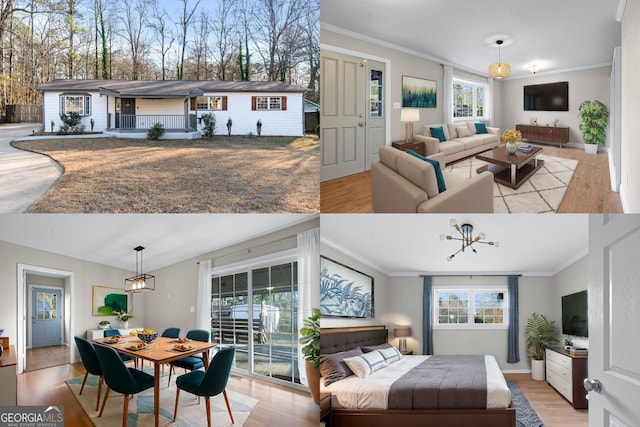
xmin=400 ymin=108 xmax=420 ymax=143
xmin=394 ymin=327 xmax=411 ymax=354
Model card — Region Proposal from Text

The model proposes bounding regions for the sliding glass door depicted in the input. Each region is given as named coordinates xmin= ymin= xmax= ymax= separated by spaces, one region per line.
xmin=211 ymin=256 xmax=300 ymax=386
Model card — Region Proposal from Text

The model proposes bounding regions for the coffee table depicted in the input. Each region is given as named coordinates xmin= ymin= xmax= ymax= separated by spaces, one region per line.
xmin=476 ymin=145 xmax=544 ymax=189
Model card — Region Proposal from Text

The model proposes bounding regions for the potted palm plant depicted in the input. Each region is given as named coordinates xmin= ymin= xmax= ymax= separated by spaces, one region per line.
xmin=299 ymin=308 xmax=320 ymax=404
xmin=578 ymin=100 xmax=609 ymax=154
xmin=526 ymin=312 xmax=558 ymax=381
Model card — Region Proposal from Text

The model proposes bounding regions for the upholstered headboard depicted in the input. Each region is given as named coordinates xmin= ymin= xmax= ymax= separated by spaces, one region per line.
xmin=320 ymin=326 xmax=388 ymax=354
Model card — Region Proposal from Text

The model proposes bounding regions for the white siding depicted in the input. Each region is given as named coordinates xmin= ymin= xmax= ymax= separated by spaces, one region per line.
xmin=43 ymin=91 xmax=109 ymax=132
xmin=135 ymin=98 xmax=184 ymax=115
xmin=194 ymin=92 xmax=303 ymax=136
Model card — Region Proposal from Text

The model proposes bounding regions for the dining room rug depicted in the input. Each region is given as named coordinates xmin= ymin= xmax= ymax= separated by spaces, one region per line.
xmin=66 ymin=373 xmax=259 ymax=426
xmin=446 ymin=154 xmax=578 ymax=213
xmin=507 ymin=381 xmax=545 ymax=427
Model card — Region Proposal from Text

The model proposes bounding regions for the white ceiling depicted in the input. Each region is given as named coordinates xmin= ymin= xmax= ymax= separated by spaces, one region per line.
xmin=0 ymin=214 xmax=315 ymax=272
xmin=321 ymin=214 xmax=588 ymax=275
xmin=321 ymin=0 xmax=621 ymax=78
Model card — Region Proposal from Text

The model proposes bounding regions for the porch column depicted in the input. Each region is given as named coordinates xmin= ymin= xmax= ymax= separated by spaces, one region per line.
xmin=184 ymin=97 xmax=189 ymax=131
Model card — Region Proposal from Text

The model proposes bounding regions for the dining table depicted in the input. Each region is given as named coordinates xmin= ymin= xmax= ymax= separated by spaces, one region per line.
xmin=94 ymin=334 xmax=216 ymax=427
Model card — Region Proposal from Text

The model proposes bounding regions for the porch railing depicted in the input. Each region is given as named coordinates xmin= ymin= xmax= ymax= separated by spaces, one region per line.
xmin=116 ymin=114 xmax=188 ymax=130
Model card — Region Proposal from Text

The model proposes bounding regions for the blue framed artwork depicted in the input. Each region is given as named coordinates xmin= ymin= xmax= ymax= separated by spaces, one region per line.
xmin=402 ymin=75 xmax=437 ymax=108
xmin=320 ymin=256 xmax=374 ymax=318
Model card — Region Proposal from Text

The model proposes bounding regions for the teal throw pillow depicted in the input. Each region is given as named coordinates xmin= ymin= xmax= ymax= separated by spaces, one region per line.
xmin=406 ymin=149 xmax=447 ymax=193
xmin=429 ymin=126 xmax=447 ymax=142
xmin=475 ymin=122 xmax=488 ymax=134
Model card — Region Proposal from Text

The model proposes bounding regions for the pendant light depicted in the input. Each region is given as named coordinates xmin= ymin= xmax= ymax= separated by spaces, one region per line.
xmin=489 ymin=40 xmax=511 ymax=79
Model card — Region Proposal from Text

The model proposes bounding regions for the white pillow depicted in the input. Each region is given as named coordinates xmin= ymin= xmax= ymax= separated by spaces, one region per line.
xmin=344 ymin=350 xmax=387 ymax=378
xmin=456 ymin=126 xmax=471 ymax=137
xmin=377 ymin=347 xmax=402 ymax=364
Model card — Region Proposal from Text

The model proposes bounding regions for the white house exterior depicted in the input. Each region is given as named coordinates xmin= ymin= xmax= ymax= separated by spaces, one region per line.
xmin=37 ymin=79 xmax=307 ymax=137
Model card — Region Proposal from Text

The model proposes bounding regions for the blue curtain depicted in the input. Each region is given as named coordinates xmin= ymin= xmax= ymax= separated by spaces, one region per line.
xmin=422 ymin=276 xmax=434 ymax=355
xmin=507 ymin=275 xmax=520 ymax=363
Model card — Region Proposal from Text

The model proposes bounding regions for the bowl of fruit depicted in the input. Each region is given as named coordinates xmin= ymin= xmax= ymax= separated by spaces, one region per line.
xmin=137 ymin=329 xmax=159 ymax=344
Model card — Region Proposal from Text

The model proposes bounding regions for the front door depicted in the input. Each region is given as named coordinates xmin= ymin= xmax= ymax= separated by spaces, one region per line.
xmin=587 ymin=215 xmax=640 ymax=426
xmin=121 ymin=98 xmax=136 ymax=129
xmin=31 ymin=287 xmax=63 ymax=348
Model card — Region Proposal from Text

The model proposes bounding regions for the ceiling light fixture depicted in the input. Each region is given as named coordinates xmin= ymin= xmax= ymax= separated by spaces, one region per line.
xmin=124 ymin=246 xmax=155 ymax=292
xmin=530 ymin=64 xmax=539 ymax=74
xmin=440 ymin=219 xmax=499 ymax=262
xmin=488 ymin=40 xmax=510 ymax=79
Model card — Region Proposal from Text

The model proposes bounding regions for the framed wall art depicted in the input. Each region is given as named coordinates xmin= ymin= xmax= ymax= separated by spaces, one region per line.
xmin=320 ymin=256 xmax=374 ymax=318
xmin=402 ymin=75 xmax=437 ymax=108
xmin=92 ymin=286 xmax=129 ymax=316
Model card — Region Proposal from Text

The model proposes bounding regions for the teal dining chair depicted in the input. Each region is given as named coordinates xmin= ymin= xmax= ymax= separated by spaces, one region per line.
xmin=161 ymin=327 xmax=181 ymax=338
xmin=167 ymin=329 xmax=210 ymax=386
xmin=74 ymin=336 xmax=104 ymax=411
xmin=173 ymin=346 xmax=236 ymax=427
xmin=94 ymin=344 xmax=155 ymax=426
xmin=103 ymin=329 xmax=137 ymax=368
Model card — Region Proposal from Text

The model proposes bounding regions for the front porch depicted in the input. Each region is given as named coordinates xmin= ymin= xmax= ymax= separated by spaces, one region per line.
xmin=106 ymin=112 xmax=202 ymax=138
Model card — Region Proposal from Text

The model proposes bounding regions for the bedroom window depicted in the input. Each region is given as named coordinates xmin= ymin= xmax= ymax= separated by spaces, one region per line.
xmin=252 ymin=96 xmax=286 ymax=111
xmin=196 ymin=96 xmax=226 ymax=111
xmin=60 ymin=94 xmax=91 ymax=116
xmin=452 ymin=78 xmax=486 ymax=121
xmin=434 ymin=288 xmax=507 ymax=328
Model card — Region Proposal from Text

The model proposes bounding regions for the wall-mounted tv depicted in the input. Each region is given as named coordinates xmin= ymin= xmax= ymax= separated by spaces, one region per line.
xmin=524 ymin=81 xmax=569 ymax=111
xmin=561 ymin=290 xmax=588 ymax=337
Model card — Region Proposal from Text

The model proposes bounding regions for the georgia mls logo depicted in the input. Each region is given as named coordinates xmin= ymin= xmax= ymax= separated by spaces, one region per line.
xmin=0 ymin=405 xmax=64 ymax=426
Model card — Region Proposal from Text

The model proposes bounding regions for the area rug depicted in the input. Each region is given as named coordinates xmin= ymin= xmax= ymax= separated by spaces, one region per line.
xmin=508 ymin=381 xmax=545 ymax=427
xmin=66 ymin=373 xmax=259 ymax=426
xmin=446 ymin=154 xmax=578 ymax=213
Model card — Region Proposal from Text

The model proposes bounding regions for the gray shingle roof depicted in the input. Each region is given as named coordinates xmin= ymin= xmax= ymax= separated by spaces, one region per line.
xmin=37 ymin=79 xmax=308 ymax=96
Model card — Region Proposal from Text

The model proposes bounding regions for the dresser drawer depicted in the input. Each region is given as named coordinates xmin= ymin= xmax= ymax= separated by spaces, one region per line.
xmin=547 ymin=359 xmax=572 ymax=383
xmin=547 ymin=369 xmax=573 ymax=403
xmin=546 ymin=348 xmax=571 ymax=369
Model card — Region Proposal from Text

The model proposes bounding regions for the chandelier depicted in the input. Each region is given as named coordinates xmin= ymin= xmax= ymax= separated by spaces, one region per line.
xmin=124 ymin=246 xmax=155 ymax=292
xmin=440 ymin=219 xmax=499 ymax=261
xmin=488 ymin=40 xmax=510 ymax=79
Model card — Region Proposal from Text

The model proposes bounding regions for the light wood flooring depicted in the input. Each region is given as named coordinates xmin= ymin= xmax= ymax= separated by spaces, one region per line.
xmin=17 ymin=362 xmax=318 ymax=427
xmin=320 ymin=143 xmax=623 ymax=213
xmin=26 ymin=345 xmax=70 ymax=371
xmin=505 ymin=373 xmax=588 ymax=427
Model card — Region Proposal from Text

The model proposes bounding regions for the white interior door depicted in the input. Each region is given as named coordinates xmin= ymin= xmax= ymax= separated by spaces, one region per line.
xmin=587 ymin=214 xmax=640 ymax=426
xmin=320 ymin=50 xmax=366 ymax=182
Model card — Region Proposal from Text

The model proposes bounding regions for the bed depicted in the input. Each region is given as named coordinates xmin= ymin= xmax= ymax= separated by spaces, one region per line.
xmin=319 ymin=325 xmax=516 ymax=427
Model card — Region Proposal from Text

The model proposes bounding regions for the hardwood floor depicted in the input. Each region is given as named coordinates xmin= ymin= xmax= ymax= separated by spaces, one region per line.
xmin=17 ymin=362 xmax=318 ymax=427
xmin=320 ymin=143 xmax=623 ymax=213
xmin=26 ymin=345 xmax=70 ymax=371
xmin=505 ymin=373 xmax=588 ymax=427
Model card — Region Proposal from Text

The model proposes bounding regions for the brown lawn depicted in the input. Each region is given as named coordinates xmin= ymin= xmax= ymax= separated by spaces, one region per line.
xmin=13 ymin=135 xmax=319 ymax=213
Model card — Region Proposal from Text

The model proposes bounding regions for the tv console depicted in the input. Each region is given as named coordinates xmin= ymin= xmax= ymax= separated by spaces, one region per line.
xmin=546 ymin=347 xmax=588 ymax=409
xmin=516 ymin=124 xmax=569 ymax=148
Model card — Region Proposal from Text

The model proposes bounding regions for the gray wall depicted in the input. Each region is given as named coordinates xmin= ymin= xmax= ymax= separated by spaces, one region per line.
xmin=320 ymin=242 xmax=390 ymax=329
xmin=499 ymin=66 xmax=611 ymax=146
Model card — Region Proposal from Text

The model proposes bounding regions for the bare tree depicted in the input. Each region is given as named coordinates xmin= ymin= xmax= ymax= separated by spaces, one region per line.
xmin=211 ymin=0 xmax=236 ymax=80
xmin=147 ymin=0 xmax=173 ymax=80
xmin=301 ymin=2 xmax=318 ymax=99
xmin=175 ymin=0 xmax=200 ymax=80
xmin=119 ymin=0 xmax=149 ymax=80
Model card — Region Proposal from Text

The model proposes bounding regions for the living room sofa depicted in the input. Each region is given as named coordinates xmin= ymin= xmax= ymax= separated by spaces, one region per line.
xmin=413 ymin=122 xmax=500 ymax=164
xmin=372 ymin=145 xmax=494 ymax=213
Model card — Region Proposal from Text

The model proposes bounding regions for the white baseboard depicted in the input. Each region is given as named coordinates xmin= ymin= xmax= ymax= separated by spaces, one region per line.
xmin=620 ymin=187 xmax=629 ymax=213
xmin=502 ymin=369 xmax=532 ymax=374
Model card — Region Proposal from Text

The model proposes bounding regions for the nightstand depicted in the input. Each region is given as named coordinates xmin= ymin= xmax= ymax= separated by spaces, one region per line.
xmin=392 ymin=140 xmax=426 ymax=156
xmin=402 ymin=351 xmax=413 ymax=355
xmin=320 ymin=392 xmax=331 ymax=427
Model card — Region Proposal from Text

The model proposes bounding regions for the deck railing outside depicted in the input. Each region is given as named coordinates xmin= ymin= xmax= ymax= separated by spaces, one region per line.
xmin=117 ymin=114 xmax=187 ymax=130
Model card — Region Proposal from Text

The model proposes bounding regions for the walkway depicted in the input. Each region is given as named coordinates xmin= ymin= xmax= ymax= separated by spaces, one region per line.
xmin=0 ymin=123 xmax=62 ymax=213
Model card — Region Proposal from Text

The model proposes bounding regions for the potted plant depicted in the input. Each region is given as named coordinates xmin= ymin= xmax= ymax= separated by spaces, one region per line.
xmin=112 ymin=310 xmax=133 ymax=329
xmin=299 ymin=308 xmax=320 ymax=404
xmin=526 ymin=312 xmax=558 ymax=381
xmin=98 ymin=320 xmax=111 ymax=329
xmin=578 ymin=100 xmax=609 ymax=154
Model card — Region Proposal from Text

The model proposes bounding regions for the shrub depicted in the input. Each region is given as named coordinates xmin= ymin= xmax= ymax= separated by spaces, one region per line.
xmin=57 ymin=112 xmax=85 ymax=135
xmin=226 ymin=117 xmax=232 ymax=136
xmin=147 ymin=122 xmax=165 ymax=140
xmin=201 ymin=113 xmax=216 ymax=137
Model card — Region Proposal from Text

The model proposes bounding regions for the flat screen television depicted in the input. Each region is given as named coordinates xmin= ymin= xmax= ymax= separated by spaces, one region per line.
xmin=523 ymin=81 xmax=569 ymax=111
xmin=562 ymin=290 xmax=588 ymax=337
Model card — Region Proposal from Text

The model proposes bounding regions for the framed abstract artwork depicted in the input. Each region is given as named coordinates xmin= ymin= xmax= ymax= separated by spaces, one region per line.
xmin=92 ymin=286 xmax=129 ymax=316
xmin=320 ymin=256 xmax=374 ymax=318
xmin=402 ymin=75 xmax=437 ymax=108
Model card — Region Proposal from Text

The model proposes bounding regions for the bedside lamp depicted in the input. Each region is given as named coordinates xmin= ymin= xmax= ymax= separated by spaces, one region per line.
xmin=400 ymin=108 xmax=420 ymax=143
xmin=394 ymin=327 xmax=411 ymax=354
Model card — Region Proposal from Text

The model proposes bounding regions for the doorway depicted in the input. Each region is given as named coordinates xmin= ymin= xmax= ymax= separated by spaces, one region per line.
xmin=17 ymin=264 xmax=75 ymax=374
xmin=320 ymin=49 xmax=388 ymax=182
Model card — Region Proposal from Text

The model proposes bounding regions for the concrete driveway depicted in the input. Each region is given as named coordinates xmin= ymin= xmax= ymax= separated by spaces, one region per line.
xmin=0 ymin=123 xmax=62 ymax=213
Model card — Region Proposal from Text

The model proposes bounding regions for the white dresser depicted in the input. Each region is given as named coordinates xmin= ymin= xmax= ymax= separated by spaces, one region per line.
xmin=545 ymin=347 xmax=588 ymax=409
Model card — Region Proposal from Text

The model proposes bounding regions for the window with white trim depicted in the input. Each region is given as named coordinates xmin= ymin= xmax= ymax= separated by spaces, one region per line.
xmin=60 ymin=94 xmax=91 ymax=116
xmin=256 ymin=96 xmax=282 ymax=110
xmin=196 ymin=96 xmax=223 ymax=110
xmin=452 ymin=78 xmax=486 ymax=120
xmin=434 ymin=287 xmax=508 ymax=328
